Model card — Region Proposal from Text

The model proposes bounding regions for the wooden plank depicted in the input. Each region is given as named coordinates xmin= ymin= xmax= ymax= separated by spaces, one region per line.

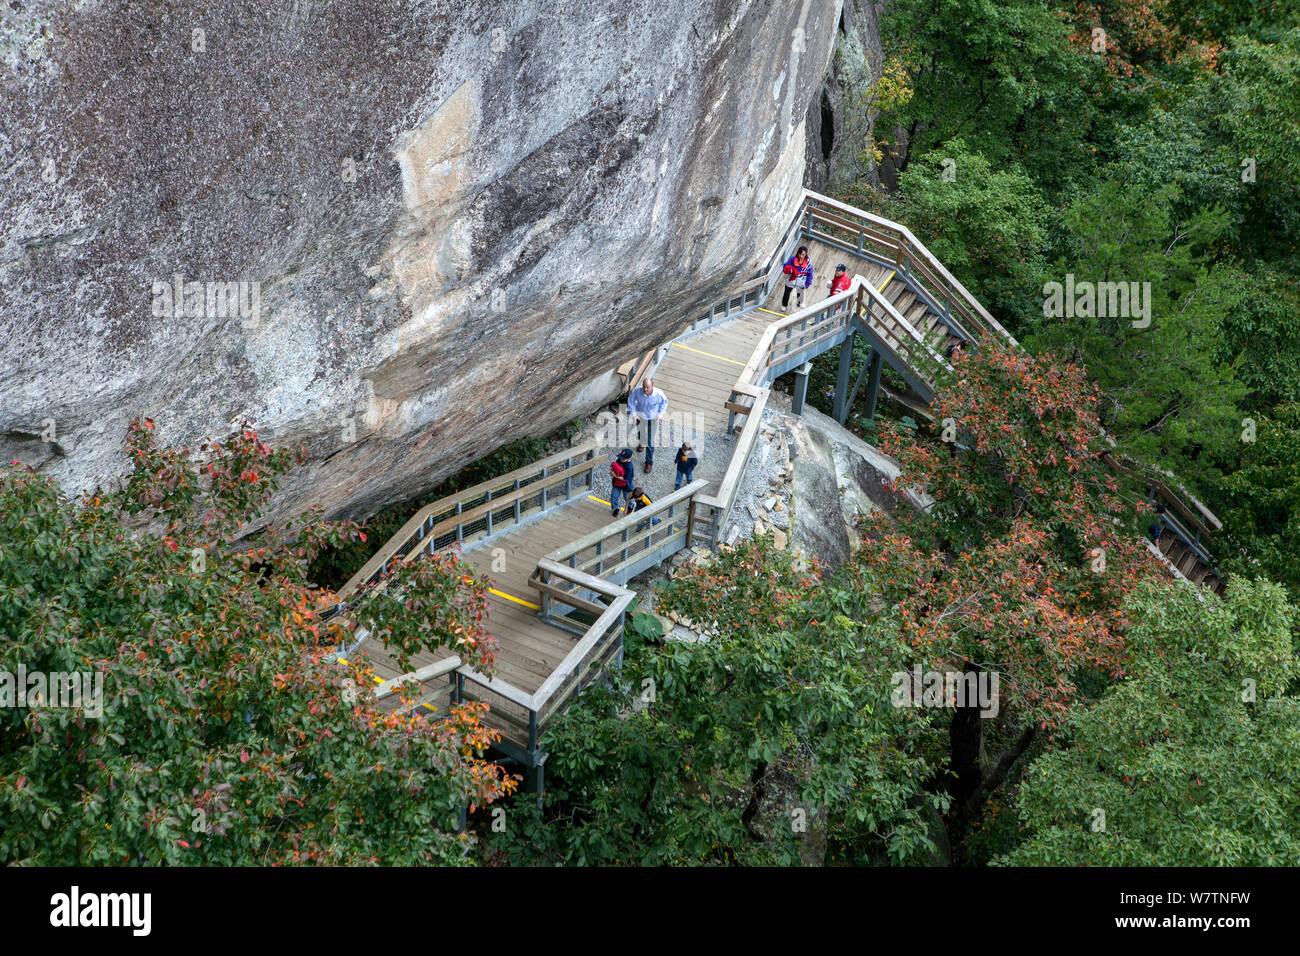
xmin=486 ymin=624 xmax=567 ymax=668
xmin=527 ymin=574 xmax=609 ymax=617
xmin=489 ymin=617 xmax=577 ymax=661
xmin=374 ymin=656 xmax=462 ymax=700
xmin=652 ymin=366 xmax=736 ymax=393
xmin=654 ymin=367 xmax=745 ymax=395
xmin=529 ymin=590 xmax=635 ymax=711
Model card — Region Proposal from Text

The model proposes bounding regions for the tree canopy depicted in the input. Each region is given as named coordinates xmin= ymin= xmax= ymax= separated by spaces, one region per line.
xmin=0 ymin=421 xmax=515 ymax=865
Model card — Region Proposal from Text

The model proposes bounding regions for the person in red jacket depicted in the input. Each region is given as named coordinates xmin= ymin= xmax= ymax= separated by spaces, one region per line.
xmin=827 ymin=263 xmax=851 ymax=297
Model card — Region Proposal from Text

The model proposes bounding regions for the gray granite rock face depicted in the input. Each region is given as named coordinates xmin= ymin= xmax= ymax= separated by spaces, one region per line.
xmin=803 ymin=0 xmax=883 ymax=193
xmin=1 ymin=0 xmax=841 ymax=522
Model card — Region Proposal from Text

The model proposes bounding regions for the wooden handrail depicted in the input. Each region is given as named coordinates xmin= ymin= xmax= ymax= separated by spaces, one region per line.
xmin=374 ymin=656 xmax=461 ymax=700
xmin=422 ymin=454 xmax=598 ymax=540
xmin=528 ymin=560 xmax=634 ymax=713
xmin=339 ymin=438 xmax=600 ymax=597
xmin=803 ymin=190 xmax=1021 ymax=349
xmin=543 ymin=479 xmax=710 ymax=565
xmin=695 ymin=387 xmax=769 ymax=530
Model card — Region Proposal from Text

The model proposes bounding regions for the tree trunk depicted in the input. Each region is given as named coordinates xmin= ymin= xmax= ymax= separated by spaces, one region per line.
xmin=947 ymin=666 xmax=984 ymax=814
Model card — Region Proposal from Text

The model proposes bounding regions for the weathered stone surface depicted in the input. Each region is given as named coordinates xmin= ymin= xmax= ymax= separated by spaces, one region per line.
xmin=804 ymin=0 xmax=884 ymax=193
xmin=1 ymin=0 xmax=842 ymax=524
xmin=789 ymin=414 xmax=852 ymax=567
xmin=782 ymin=404 xmax=931 ymax=568
xmin=744 ymin=756 xmax=828 ymax=866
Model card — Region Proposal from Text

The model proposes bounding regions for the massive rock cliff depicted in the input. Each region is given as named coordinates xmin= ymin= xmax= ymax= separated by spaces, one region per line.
xmin=1 ymin=0 xmax=842 ymax=521
xmin=803 ymin=0 xmax=884 ymax=193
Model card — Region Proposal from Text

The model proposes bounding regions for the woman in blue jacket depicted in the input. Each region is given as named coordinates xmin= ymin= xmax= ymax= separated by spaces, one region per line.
xmin=781 ymin=246 xmax=813 ymax=312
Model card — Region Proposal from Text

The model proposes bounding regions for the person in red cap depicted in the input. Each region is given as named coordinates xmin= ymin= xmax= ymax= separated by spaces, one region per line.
xmin=828 ymin=263 xmax=851 ymax=298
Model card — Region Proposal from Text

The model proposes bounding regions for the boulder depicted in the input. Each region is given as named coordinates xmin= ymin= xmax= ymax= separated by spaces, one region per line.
xmin=1 ymin=0 xmax=843 ymax=526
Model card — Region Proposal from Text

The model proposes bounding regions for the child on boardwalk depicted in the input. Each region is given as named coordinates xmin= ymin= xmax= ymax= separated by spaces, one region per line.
xmin=609 ymin=448 xmax=634 ymax=517
xmin=627 ymin=486 xmax=661 ymax=532
xmin=673 ymin=441 xmax=698 ymax=491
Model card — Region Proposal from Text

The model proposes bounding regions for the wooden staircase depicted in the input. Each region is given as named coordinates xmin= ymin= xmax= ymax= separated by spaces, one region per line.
xmin=1155 ymin=528 xmax=1223 ymax=592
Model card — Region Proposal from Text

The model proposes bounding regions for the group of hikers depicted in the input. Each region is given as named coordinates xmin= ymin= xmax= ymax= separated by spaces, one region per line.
xmin=781 ymin=245 xmax=852 ymax=312
xmin=609 ymin=376 xmax=699 ymax=524
xmin=608 ymin=442 xmax=698 ymax=526
xmin=607 ymin=246 xmax=852 ymax=526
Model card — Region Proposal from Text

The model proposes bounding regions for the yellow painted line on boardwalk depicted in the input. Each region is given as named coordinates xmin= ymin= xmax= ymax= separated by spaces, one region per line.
xmin=758 ymin=306 xmax=784 ymax=316
xmin=335 ymin=656 xmax=384 ymax=684
xmin=588 ymin=493 xmax=612 ymax=506
xmin=879 ymin=270 xmax=895 ymax=291
xmin=671 ymin=341 xmax=747 ymax=367
xmin=488 ymin=587 xmax=539 ymax=611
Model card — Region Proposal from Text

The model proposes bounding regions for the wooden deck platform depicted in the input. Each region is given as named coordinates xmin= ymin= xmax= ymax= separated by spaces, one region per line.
xmin=345 ymin=237 xmax=901 ymax=715
xmin=334 ymin=190 xmax=1226 ymax=786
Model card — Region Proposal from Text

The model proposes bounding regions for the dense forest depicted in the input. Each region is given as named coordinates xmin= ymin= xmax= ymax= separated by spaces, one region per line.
xmin=2 ymin=0 xmax=1297 ymax=866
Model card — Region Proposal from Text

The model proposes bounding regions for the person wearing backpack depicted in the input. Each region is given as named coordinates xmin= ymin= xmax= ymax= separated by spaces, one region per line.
xmin=673 ymin=441 xmax=698 ymax=491
xmin=609 ymin=448 xmax=634 ymax=516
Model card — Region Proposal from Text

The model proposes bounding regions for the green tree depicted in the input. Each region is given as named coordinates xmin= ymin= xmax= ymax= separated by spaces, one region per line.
xmin=879 ymin=0 xmax=1116 ymax=192
xmin=483 ymin=538 xmax=945 ymax=866
xmin=1216 ymin=404 xmax=1300 ymax=601
xmin=1024 ymin=179 xmax=1246 ymax=488
xmin=893 ymin=139 xmax=1051 ymax=325
xmin=0 ymin=420 xmax=515 ymax=865
xmin=862 ymin=343 xmax=1165 ymax=853
xmin=1000 ymin=578 xmax=1299 ymax=865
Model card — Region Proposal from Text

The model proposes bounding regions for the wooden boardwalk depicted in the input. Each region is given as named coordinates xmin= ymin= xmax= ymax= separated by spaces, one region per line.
xmin=346 ymin=237 xmax=954 ymax=723
xmin=336 ymin=191 xmax=1226 ymax=780
xmin=456 ymin=495 xmax=613 ymax=693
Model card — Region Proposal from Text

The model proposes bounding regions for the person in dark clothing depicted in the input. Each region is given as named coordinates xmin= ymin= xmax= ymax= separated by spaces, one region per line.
xmin=627 ymin=486 xmax=661 ymax=531
xmin=610 ymin=448 xmax=635 ymax=517
xmin=780 ymin=246 xmax=813 ymax=312
xmin=673 ymin=441 xmax=698 ymax=491
xmin=1149 ymin=503 xmax=1167 ymax=545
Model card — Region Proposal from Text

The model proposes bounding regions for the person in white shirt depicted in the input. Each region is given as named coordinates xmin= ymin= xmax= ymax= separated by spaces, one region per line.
xmin=627 ymin=377 xmax=668 ymax=472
